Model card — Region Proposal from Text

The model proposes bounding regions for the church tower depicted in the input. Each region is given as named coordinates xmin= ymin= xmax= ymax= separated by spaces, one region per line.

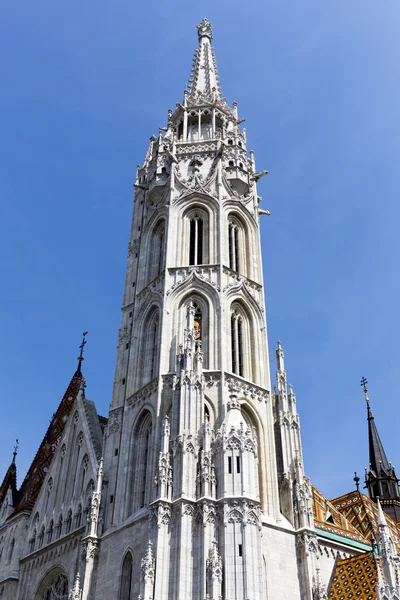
xmin=97 ymin=19 xmax=309 ymax=600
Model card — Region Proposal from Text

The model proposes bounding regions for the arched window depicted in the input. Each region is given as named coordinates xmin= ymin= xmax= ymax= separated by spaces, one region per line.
xmin=149 ymin=220 xmax=166 ymax=282
xmin=55 ymin=515 xmax=63 ymax=539
xmin=120 ymin=552 xmax=133 ymax=600
xmin=7 ymin=538 xmax=14 ymax=564
xmin=228 ymin=221 xmax=240 ymax=272
xmin=44 ymin=573 xmax=69 ymax=600
xmin=189 ymin=214 xmax=203 ymax=265
xmin=47 ymin=520 xmax=54 ymax=544
xmin=44 ymin=478 xmax=53 ymax=513
xmin=128 ymin=412 xmax=153 ymax=515
xmin=38 ymin=525 xmax=45 ymax=548
xmin=228 ymin=214 xmax=248 ymax=276
xmin=230 ymin=303 xmax=253 ymax=380
xmin=80 ymin=455 xmax=89 ymax=495
xmin=29 ymin=530 xmax=36 ymax=553
xmin=140 ymin=308 xmax=160 ymax=387
xmin=75 ymin=504 xmax=82 ymax=529
xmin=178 ymin=296 xmax=211 ymax=369
xmin=231 ymin=312 xmax=244 ymax=377
xmin=65 ymin=509 xmax=72 ymax=534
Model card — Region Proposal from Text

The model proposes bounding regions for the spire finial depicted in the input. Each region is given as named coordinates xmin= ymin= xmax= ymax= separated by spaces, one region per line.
xmin=12 ymin=439 xmax=19 ymax=464
xmin=77 ymin=331 xmax=88 ymax=372
xmin=354 ymin=471 xmax=360 ymax=492
xmin=197 ymin=18 xmax=213 ymax=42
xmin=361 ymin=376 xmax=370 ymax=403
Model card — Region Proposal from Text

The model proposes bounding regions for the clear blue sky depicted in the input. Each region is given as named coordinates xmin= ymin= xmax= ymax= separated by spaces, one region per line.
xmin=1 ymin=0 xmax=399 ymax=501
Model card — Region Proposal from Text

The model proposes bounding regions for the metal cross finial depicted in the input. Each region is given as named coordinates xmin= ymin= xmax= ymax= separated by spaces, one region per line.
xmin=77 ymin=331 xmax=88 ymax=372
xmin=361 ymin=376 xmax=370 ymax=403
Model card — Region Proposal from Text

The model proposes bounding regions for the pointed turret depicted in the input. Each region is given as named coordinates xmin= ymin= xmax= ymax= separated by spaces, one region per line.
xmin=187 ymin=19 xmax=222 ymax=102
xmin=0 ymin=441 xmax=18 ymax=521
xmin=361 ymin=378 xmax=400 ymax=521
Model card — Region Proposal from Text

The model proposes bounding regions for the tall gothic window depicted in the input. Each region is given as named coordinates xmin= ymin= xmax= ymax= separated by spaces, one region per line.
xmin=120 ymin=552 xmax=133 ymax=600
xmin=231 ymin=312 xmax=244 ymax=377
xmin=149 ymin=220 xmax=166 ymax=281
xmin=140 ymin=308 xmax=160 ymax=386
xmin=38 ymin=525 xmax=45 ymax=548
xmin=228 ymin=221 xmax=240 ymax=272
xmin=189 ymin=215 xmax=203 ymax=265
xmin=128 ymin=411 xmax=153 ymax=515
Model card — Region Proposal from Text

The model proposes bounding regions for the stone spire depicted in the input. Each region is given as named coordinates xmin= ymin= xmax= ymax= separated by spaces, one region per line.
xmin=187 ymin=18 xmax=222 ymax=102
xmin=361 ymin=379 xmax=400 ymax=521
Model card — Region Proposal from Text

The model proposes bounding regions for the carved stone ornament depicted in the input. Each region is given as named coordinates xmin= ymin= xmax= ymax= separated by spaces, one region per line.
xmin=141 ymin=540 xmax=155 ymax=582
xmin=105 ymin=407 xmax=123 ymax=437
xmin=224 ymin=373 xmax=269 ymax=403
xmin=151 ymin=502 xmax=171 ymax=527
xmin=296 ymin=530 xmax=319 ymax=557
xmin=207 ymin=540 xmax=223 ymax=582
xmin=84 ymin=538 xmax=99 ymax=562
xmin=68 ymin=572 xmax=81 ymax=600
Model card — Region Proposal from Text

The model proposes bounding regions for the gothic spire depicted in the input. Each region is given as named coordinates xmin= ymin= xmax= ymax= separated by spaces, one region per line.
xmin=361 ymin=378 xmax=400 ymax=521
xmin=187 ymin=18 xmax=222 ymax=102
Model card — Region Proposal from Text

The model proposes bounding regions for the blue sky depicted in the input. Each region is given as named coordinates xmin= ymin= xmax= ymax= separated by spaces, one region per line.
xmin=1 ymin=0 xmax=399 ymax=501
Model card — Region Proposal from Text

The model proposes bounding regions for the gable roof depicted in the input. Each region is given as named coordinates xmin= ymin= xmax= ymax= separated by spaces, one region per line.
xmin=312 ymin=486 xmax=370 ymax=545
xmin=330 ymin=490 xmax=400 ymax=550
xmin=14 ymin=369 xmax=83 ymax=513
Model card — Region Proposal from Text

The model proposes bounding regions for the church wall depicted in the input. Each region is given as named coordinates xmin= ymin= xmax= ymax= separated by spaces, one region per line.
xmin=16 ymin=532 xmax=85 ymax=600
xmin=262 ymin=524 xmax=302 ymax=600
xmin=93 ymin=517 xmax=150 ymax=600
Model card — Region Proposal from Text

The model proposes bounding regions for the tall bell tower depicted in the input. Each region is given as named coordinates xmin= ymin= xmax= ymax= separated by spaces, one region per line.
xmin=99 ymin=18 xmax=308 ymax=600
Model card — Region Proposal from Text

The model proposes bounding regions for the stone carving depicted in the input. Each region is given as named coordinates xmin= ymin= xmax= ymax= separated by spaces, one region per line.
xmin=296 ymin=530 xmax=319 ymax=557
xmin=105 ymin=407 xmax=123 ymax=436
xmin=126 ymin=379 xmax=158 ymax=409
xmin=206 ymin=540 xmax=223 ymax=582
xmin=141 ymin=541 xmax=155 ymax=582
xmin=154 ymin=451 xmax=172 ymax=487
xmin=224 ymin=373 xmax=269 ymax=403
xmin=151 ymin=502 xmax=171 ymax=527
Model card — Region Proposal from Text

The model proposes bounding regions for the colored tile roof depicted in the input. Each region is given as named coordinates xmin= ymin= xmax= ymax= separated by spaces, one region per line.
xmin=14 ymin=369 xmax=83 ymax=513
xmin=330 ymin=490 xmax=400 ymax=551
xmin=328 ymin=552 xmax=378 ymax=599
xmin=312 ymin=486 xmax=370 ymax=545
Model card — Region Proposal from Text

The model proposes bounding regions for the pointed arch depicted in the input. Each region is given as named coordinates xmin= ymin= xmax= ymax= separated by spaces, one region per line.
xmin=34 ymin=567 xmax=69 ymax=600
xmin=177 ymin=293 xmax=210 ymax=368
xmin=120 ymin=550 xmax=133 ymax=600
xmin=148 ymin=218 xmax=166 ymax=282
xmin=138 ymin=305 xmax=161 ymax=387
xmin=127 ymin=410 xmax=153 ymax=516
xmin=227 ymin=212 xmax=250 ymax=277
xmin=179 ymin=202 xmax=215 ymax=266
xmin=229 ymin=300 xmax=256 ymax=382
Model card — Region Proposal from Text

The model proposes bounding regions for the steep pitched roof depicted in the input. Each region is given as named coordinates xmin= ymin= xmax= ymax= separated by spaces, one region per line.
xmin=0 ymin=458 xmax=17 ymax=510
xmin=15 ymin=369 xmax=83 ymax=513
xmin=328 ymin=552 xmax=378 ymax=599
xmin=312 ymin=486 xmax=370 ymax=545
xmin=330 ymin=490 xmax=400 ymax=551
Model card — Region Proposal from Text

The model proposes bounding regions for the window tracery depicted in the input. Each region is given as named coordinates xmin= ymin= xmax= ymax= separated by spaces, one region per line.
xmin=44 ymin=574 xmax=68 ymax=600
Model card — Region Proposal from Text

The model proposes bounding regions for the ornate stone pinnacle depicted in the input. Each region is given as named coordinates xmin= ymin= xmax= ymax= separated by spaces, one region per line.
xmin=197 ymin=18 xmax=213 ymax=41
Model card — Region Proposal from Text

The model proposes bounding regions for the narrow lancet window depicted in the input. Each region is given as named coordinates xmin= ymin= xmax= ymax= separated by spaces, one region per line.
xmin=229 ymin=222 xmax=240 ymax=272
xmin=231 ymin=312 xmax=244 ymax=377
xmin=189 ymin=216 xmax=203 ymax=265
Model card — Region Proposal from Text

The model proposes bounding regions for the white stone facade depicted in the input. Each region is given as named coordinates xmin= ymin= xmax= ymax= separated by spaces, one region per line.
xmin=0 ymin=18 xmax=374 ymax=600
